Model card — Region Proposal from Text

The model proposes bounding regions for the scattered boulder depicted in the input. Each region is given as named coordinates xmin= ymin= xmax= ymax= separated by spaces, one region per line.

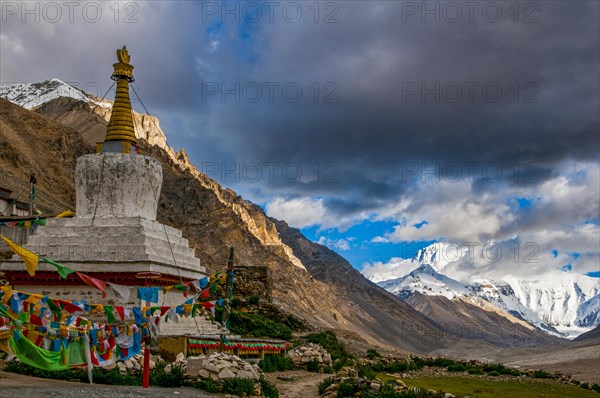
xmin=218 ymin=367 xmax=236 ymax=379
xmin=287 ymin=342 xmax=333 ymax=370
xmin=184 ymin=351 xmax=262 ymax=382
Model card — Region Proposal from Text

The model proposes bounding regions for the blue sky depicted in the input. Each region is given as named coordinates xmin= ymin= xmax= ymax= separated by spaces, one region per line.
xmin=299 ymin=220 xmax=436 ymax=269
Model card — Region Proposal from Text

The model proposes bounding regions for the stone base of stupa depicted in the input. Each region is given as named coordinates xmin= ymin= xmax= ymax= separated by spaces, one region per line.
xmin=0 ymin=216 xmax=213 ymax=335
xmin=0 ymin=152 xmax=216 ymax=335
xmin=1 ymin=216 xmax=206 ymax=279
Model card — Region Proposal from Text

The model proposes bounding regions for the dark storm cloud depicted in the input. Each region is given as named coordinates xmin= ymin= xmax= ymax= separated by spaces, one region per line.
xmin=200 ymin=1 xmax=599 ymax=216
xmin=2 ymin=1 xmax=598 ymax=223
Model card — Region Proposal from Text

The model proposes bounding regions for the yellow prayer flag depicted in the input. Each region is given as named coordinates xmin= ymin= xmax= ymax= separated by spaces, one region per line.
xmin=55 ymin=210 xmax=76 ymax=218
xmin=0 ymin=235 xmax=38 ymax=276
xmin=25 ymin=294 xmax=42 ymax=305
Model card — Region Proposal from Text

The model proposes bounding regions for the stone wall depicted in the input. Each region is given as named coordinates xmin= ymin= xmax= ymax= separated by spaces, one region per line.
xmin=233 ymin=266 xmax=273 ymax=302
xmin=0 ymin=226 xmax=33 ymax=252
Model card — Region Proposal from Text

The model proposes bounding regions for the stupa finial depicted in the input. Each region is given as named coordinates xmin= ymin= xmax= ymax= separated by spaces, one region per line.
xmin=98 ymin=46 xmax=139 ymax=153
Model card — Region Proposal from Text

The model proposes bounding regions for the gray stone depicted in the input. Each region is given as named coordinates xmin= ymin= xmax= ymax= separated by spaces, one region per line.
xmin=218 ymin=368 xmax=236 ymax=379
xmin=198 ymin=369 xmax=210 ymax=378
xmin=216 ymin=360 xmax=233 ymax=369
xmin=186 ymin=358 xmax=205 ymax=376
xmin=117 ymin=362 xmax=127 ymax=373
xmin=205 ymin=363 xmax=220 ymax=374
xmin=175 ymin=352 xmax=186 ymax=362
xmin=288 ymin=354 xmax=301 ymax=363
xmin=370 ymin=382 xmax=381 ymax=393
xmin=236 ymin=369 xmax=259 ymax=380
xmin=124 ymin=359 xmax=134 ymax=370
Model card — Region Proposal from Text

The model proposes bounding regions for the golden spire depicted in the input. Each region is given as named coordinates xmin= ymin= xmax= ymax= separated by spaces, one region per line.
xmin=98 ymin=46 xmax=138 ymax=153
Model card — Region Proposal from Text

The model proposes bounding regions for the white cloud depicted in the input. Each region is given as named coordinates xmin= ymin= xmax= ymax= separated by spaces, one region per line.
xmin=370 ymin=236 xmax=389 ymax=243
xmin=361 ymin=257 xmax=415 ymax=283
xmin=317 ymin=236 xmax=352 ymax=252
xmin=367 ymin=161 xmax=600 ymax=280
xmin=265 ymin=197 xmax=326 ymax=229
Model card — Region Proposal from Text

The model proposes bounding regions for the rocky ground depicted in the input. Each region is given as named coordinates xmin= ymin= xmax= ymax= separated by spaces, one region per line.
xmin=0 ymin=370 xmax=221 ymax=398
xmin=263 ymin=370 xmax=330 ymax=398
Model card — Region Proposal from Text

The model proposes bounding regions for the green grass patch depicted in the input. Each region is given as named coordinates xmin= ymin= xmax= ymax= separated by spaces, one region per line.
xmin=337 ymin=379 xmax=359 ymax=397
xmin=223 ymin=378 xmax=255 ymax=396
xmin=259 ymin=354 xmax=294 ymax=372
xmin=227 ymin=311 xmax=292 ymax=339
xmin=319 ymin=377 xmax=335 ymax=395
xmin=196 ymin=378 xmax=220 ymax=393
xmin=375 ymin=372 xmax=402 ymax=383
xmin=149 ymin=362 xmax=185 ymax=387
xmin=377 ymin=386 xmax=446 ymax=397
xmin=306 ymin=359 xmax=322 ymax=373
xmin=4 ymin=361 xmax=141 ymax=386
xmin=405 ymin=375 xmax=600 ymax=398
xmin=358 ymin=365 xmax=377 ymax=380
xmin=367 ymin=349 xmax=382 ymax=359
xmin=259 ymin=376 xmax=280 ymax=398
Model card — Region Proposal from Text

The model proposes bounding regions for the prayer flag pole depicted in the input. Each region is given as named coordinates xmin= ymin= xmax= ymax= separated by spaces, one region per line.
xmin=219 ymin=245 xmax=234 ymax=352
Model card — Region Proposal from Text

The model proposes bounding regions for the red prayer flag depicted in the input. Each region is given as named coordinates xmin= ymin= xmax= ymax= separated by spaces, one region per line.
xmin=76 ymin=272 xmax=107 ymax=298
xmin=57 ymin=299 xmax=83 ymax=313
xmin=115 ymin=306 xmax=125 ymax=321
xmin=29 ymin=315 xmax=44 ymax=327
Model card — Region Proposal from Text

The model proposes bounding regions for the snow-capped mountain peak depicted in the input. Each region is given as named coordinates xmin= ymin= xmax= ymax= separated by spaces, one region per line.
xmin=372 ymin=242 xmax=600 ymax=338
xmin=0 ymin=78 xmax=111 ymax=110
xmin=377 ymin=262 xmax=471 ymax=300
xmin=364 ymin=242 xmax=466 ymax=283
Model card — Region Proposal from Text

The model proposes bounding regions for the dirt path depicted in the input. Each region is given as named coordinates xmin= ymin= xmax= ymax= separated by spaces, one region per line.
xmin=263 ymin=370 xmax=330 ymax=398
xmin=0 ymin=370 xmax=221 ymax=398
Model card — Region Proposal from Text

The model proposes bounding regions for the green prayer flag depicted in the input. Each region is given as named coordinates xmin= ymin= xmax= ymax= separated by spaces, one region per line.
xmin=173 ymin=284 xmax=188 ymax=292
xmin=47 ymin=299 xmax=61 ymax=314
xmin=104 ymin=305 xmax=116 ymax=324
xmin=41 ymin=257 xmax=75 ymax=279
xmin=9 ymin=330 xmax=86 ymax=371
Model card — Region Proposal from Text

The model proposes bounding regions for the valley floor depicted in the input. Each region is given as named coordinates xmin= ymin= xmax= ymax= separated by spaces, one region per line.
xmin=404 ymin=375 xmax=599 ymax=398
xmin=432 ymin=339 xmax=600 ymax=384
